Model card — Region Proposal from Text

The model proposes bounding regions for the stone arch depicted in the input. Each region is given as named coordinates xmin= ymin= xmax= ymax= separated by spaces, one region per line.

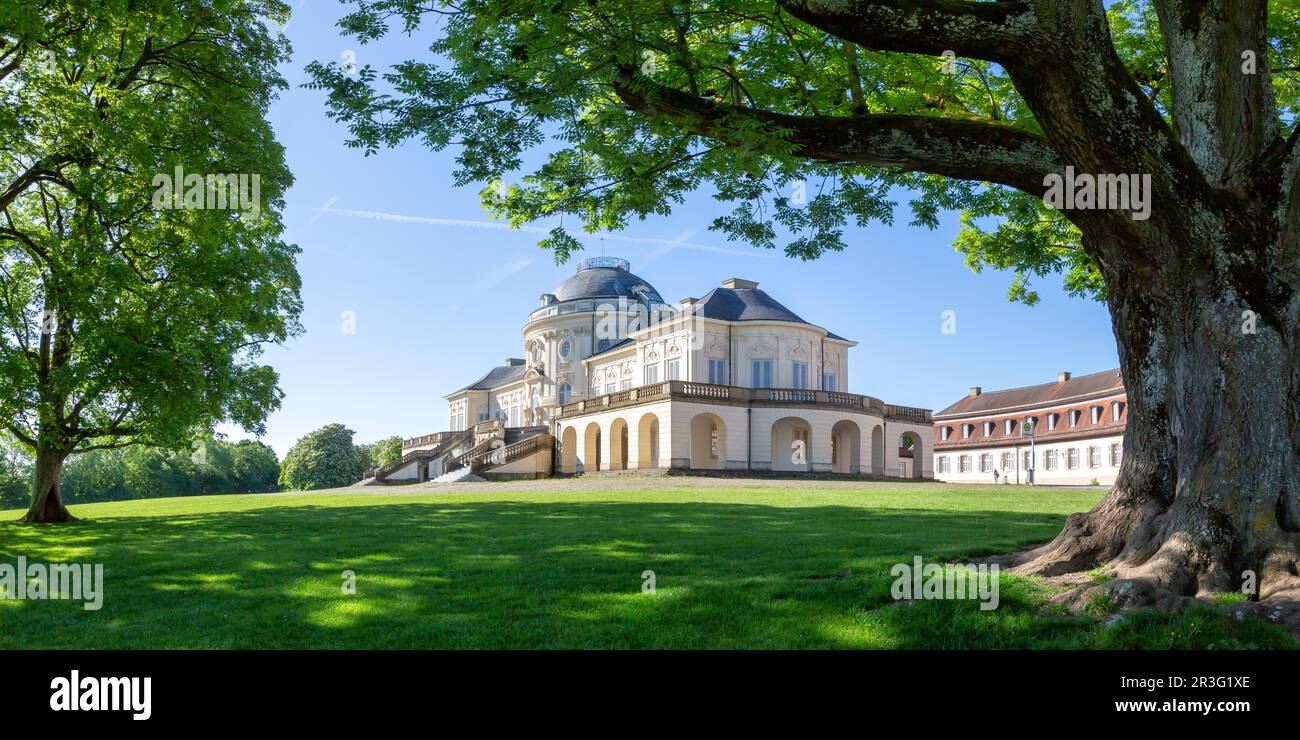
xmin=637 ymin=413 xmax=661 ymax=469
xmin=583 ymin=422 xmax=602 ymax=473
xmin=770 ymin=416 xmax=813 ymax=472
xmin=899 ymin=431 xmax=924 ymax=479
xmin=560 ymin=425 xmax=578 ymax=474
xmin=831 ymin=419 xmax=861 ymax=474
xmin=690 ymin=412 xmax=726 ymax=470
xmin=609 ymin=417 xmax=629 ymax=470
xmin=870 ymin=424 xmax=884 ymax=475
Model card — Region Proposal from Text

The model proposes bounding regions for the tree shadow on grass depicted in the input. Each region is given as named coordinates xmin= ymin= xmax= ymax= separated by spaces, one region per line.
xmin=4 ymin=498 xmax=1284 ymax=649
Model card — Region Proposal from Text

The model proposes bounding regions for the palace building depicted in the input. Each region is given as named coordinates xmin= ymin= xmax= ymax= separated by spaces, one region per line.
xmin=931 ymin=369 xmax=1127 ymax=486
xmin=363 ymin=257 xmax=934 ymax=484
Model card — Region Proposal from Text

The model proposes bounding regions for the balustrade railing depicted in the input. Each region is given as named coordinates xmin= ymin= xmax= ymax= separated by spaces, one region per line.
xmin=554 ymin=380 xmax=930 ymax=422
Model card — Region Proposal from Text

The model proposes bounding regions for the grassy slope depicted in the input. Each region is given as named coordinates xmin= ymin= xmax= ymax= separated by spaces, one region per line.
xmin=1 ymin=484 xmax=1293 ymax=649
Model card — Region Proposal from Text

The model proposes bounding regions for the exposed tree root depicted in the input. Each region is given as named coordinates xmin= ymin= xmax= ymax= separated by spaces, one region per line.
xmin=984 ymin=483 xmax=1300 ymax=637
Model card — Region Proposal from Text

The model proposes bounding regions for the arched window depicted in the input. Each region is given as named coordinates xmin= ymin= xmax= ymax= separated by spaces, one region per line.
xmin=557 ymin=383 xmax=572 ymax=404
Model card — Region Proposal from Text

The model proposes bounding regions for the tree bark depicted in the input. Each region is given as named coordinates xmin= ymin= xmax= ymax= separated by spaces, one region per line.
xmin=1013 ymin=224 xmax=1300 ymax=604
xmin=21 ymin=442 xmax=75 ymax=523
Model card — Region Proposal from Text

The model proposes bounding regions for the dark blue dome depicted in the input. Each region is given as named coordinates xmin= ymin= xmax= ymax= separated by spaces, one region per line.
xmin=552 ymin=257 xmax=664 ymax=304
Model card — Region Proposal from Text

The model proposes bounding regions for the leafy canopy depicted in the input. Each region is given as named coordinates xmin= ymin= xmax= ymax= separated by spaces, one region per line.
xmin=0 ymin=0 xmax=302 ymax=458
xmin=308 ymin=0 xmax=1297 ymax=304
xmin=279 ymin=423 xmax=364 ymax=491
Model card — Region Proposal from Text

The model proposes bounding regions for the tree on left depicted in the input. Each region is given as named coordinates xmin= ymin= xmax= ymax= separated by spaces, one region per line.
xmin=0 ymin=1 xmax=303 ymax=522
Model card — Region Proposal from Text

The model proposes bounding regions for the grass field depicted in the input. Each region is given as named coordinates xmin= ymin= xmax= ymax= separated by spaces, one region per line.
xmin=1 ymin=480 xmax=1294 ymax=649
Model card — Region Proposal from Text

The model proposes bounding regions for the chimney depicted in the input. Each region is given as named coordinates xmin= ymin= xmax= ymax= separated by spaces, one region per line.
xmin=505 ymin=358 xmax=525 ymax=367
xmin=1058 ymin=371 xmax=1071 ymax=383
xmin=969 ymin=386 xmax=982 ymax=397
xmin=680 ymin=296 xmax=697 ymax=309
xmin=721 ymin=278 xmax=758 ymax=290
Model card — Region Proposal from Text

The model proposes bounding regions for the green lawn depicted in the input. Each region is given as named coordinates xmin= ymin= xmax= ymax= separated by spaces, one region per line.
xmin=1 ymin=483 xmax=1294 ymax=649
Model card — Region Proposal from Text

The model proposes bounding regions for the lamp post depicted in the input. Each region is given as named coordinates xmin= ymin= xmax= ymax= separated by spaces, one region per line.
xmin=1022 ymin=418 xmax=1036 ymax=485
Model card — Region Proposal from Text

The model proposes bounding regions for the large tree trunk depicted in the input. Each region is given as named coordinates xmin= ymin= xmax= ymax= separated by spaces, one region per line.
xmin=21 ymin=442 xmax=75 ymax=523
xmin=1014 ymin=226 xmax=1300 ymax=604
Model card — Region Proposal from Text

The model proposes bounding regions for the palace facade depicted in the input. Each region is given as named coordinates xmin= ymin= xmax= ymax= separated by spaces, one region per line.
xmin=364 ymin=256 xmax=934 ymax=483
xmin=931 ymin=369 xmax=1127 ymax=486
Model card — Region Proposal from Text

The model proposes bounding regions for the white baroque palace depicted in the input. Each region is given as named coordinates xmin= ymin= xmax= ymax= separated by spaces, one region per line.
xmin=365 ymin=257 xmax=933 ymax=483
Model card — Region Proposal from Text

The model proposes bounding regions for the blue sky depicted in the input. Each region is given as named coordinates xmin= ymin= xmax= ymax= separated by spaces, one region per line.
xmin=226 ymin=3 xmax=1119 ymax=456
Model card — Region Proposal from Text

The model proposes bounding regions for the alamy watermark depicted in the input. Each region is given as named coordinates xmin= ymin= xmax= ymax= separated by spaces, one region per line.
xmin=151 ymin=165 xmax=261 ymax=221
xmin=1042 ymin=166 xmax=1151 ymax=221
xmin=0 ymin=556 xmax=104 ymax=611
xmin=890 ymin=556 xmax=1000 ymax=610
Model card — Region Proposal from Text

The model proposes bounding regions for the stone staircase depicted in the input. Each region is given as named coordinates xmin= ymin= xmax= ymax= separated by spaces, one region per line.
xmin=431 ymin=467 xmax=486 ymax=484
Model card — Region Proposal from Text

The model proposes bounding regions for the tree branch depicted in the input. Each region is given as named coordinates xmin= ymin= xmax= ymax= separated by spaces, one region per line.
xmin=613 ymin=67 xmax=1062 ymax=195
xmin=776 ymin=0 xmax=1039 ymax=64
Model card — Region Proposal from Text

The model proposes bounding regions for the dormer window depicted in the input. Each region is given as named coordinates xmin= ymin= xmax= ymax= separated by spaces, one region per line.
xmin=1004 ymin=419 xmax=1016 ymax=435
xmin=983 ymin=421 xmax=995 ymax=437
xmin=962 ymin=424 xmax=973 ymax=439
xmin=1069 ymin=409 xmax=1081 ymax=427
xmin=1112 ymin=401 xmax=1124 ymax=421
xmin=1047 ymin=413 xmax=1059 ymax=431
xmin=1091 ymin=405 xmax=1102 ymax=424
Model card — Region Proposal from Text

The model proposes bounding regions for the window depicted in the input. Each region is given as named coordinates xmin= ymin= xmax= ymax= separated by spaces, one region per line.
xmin=1023 ymin=450 xmax=1034 ymax=470
xmin=1069 ymin=409 xmax=1081 ymax=427
xmin=1067 ymin=448 xmax=1079 ymax=469
xmin=559 ymin=340 xmax=572 ymax=360
xmin=1004 ymin=419 xmax=1016 ymax=435
xmin=557 ymin=383 xmax=572 ymax=404
xmin=1000 ymin=452 xmax=1013 ymax=471
xmin=937 ymin=456 xmax=950 ymax=473
xmin=1110 ymin=443 xmax=1123 ymax=466
xmin=1112 ymin=401 xmax=1124 ymax=421
xmin=959 ymin=455 xmax=972 ymax=473
xmin=752 ymin=360 xmax=774 ymax=388
xmin=1091 ymin=406 xmax=1102 ymax=424
xmin=1088 ymin=446 xmax=1100 ymax=468
xmin=605 ymin=383 xmax=617 ymax=395
xmin=665 ymin=359 xmax=681 ymax=381
xmin=940 ymin=426 xmax=951 ymax=441
xmin=962 ymin=424 xmax=973 ymax=439
xmin=596 ymin=338 xmax=611 ymax=353
xmin=1047 ymin=413 xmax=1058 ymax=431
xmin=708 ymin=358 xmax=727 ymax=385
xmin=620 ymin=380 xmax=632 ymax=391
xmin=979 ymin=453 xmax=993 ymax=472
xmin=822 ymin=373 xmax=837 ymax=391
xmin=644 ymin=364 xmax=659 ymax=385
xmin=791 ymin=361 xmax=809 ymax=389
xmin=1045 ymin=449 xmax=1059 ymax=470
xmin=478 ymin=412 xmax=489 ymax=422
xmin=983 ymin=421 xmax=995 ymax=437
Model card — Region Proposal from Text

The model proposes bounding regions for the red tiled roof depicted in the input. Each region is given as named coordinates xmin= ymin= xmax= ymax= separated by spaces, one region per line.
xmin=935 ymin=369 xmax=1124 ymax=418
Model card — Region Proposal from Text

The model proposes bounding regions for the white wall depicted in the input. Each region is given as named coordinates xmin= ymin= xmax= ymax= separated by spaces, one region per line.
xmin=934 ymin=433 xmax=1123 ymax=485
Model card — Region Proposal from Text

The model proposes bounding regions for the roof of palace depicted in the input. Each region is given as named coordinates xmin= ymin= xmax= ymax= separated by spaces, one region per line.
xmin=453 ymin=363 xmax=527 ymax=393
xmin=693 ymin=286 xmax=848 ymax=340
xmin=934 ymin=368 xmax=1125 ymax=418
xmin=551 ymin=257 xmax=665 ymax=304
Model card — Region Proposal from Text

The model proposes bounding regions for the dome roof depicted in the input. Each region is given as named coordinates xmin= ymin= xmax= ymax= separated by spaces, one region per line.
xmin=551 ymin=257 xmax=664 ymax=304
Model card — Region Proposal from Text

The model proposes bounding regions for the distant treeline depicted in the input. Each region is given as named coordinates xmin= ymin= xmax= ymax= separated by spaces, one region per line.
xmin=0 ymin=425 xmax=408 ymax=510
xmin=0 ymin=438 xmax=279 ymax=509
